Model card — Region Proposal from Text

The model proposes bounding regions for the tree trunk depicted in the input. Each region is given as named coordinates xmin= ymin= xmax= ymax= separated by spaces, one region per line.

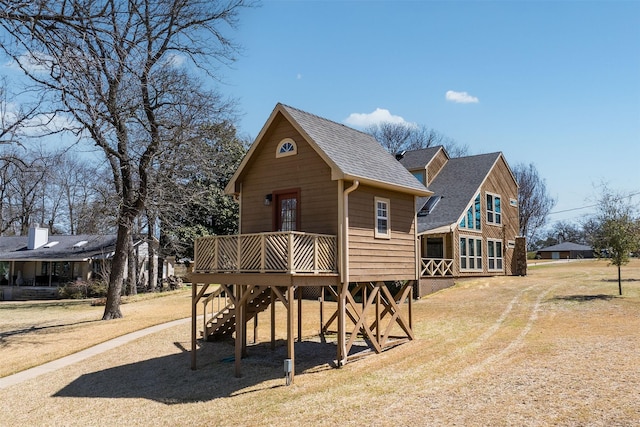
xmin=102 ymin=222 xmax=130 ymax=320
xmin=147 ymin=215 xmax=157 ymax=291
xmin=127 ymin=232 xmax=137 ymax=296
xmin=618 ymin=264 xmax=622 ymax=296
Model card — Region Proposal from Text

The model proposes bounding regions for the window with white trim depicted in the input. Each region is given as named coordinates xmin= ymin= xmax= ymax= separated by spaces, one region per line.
xmin=460 ymin=236 xmax=482 ymax=271
xmin=486 ymin=193 xmax=502 ymax=225
xmin=276 ymin=138 xmax=297 ymax=158
xmin=488 ymin=239 xmax=504 ymax=271
xmin=459 ymin=193 xmax=481 ymax=230
xmin=374 ymin=197 xmax=390 ymax=239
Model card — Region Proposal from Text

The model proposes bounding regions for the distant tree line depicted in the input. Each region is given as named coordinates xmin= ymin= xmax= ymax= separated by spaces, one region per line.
xmin=0 ymin=128 xmax=246 ymax=258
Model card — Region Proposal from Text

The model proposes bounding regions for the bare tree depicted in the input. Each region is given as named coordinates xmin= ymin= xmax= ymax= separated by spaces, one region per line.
xmin=366 ymin=122 xmax=469 ymax=158
xmin=512 ymin=162 xmax=556 ymax=247
xmin=0 ymin=0 xmax=252 ymax=319
xmin=585 ymin=186 xmax=640 ymax=295
xmin=7 ymin=152 xmax=50 ymax=235
xmin=0 ymin=77 xmax=40 ymax=146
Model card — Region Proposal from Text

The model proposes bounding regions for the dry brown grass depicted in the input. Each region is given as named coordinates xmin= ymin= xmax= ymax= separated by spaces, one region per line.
xmin=1 ymin=259 xmax=639 ymax=426
xmin=0 ymin=289 xmax=193 ymax=377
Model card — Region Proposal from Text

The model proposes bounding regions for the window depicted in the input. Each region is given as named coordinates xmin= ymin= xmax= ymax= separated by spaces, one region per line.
xmin=486 ymin=193 xmax=502 ymax=225
xmin=374 ymin=197 xmax=390 ymax=239
xmin=412 ymin=170 xmax=425 ymax=185
xmin=488 ymin=239 xmax=504 ymax=271
xmin=276 ymin=138 xmax=297 ymax=158
xmin=460 ymin=236 xmax=482 ymax=271
xmin=459 ymin=193 xmax=481 ymax=230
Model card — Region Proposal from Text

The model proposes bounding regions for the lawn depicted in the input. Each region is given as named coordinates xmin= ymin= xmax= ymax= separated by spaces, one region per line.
xmin=1 ymin=259 xmax=639 ymax=426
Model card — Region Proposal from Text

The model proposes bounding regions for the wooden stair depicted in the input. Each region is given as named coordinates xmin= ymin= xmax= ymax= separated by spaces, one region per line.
xmin=203 ymin=286 xmax=274 ymax=340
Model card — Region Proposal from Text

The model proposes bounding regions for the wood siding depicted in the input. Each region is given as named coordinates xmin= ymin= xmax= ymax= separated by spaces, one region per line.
xmin=426 ymin=148 xmax=448 ymax=186
xmin=452 ymin=155 xmax=519 ymax=277
xmin=347 ymin=184 xmax=417 ymax=282
xmin=238 ymin=113 xmax=339 ymax=235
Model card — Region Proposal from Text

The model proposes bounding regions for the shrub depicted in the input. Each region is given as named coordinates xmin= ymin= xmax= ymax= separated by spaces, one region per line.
xmin=58 ymin=280 xmax=108 ymax=299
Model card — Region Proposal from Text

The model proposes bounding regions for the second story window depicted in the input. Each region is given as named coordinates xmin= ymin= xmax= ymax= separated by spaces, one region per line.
xmin=374 ymin=197 xmax=390 ymax=239
xmin=486 ymin=193 xmax=502 ymax=225
xmin=459 ymin=193 xmax=481 ymax=231
xmin=276 ymin=138 xmax=297 ymax=158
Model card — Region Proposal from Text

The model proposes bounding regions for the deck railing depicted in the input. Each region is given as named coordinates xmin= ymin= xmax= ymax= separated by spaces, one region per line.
xmin=421 ymin=258 xmax=454 ymax=277
xmin=194 ymin=231 xmax=338 ymax=274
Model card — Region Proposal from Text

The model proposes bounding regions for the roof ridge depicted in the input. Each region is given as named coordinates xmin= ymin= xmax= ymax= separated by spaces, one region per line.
xmin=278 ymin=103 xmax=376 ymax=140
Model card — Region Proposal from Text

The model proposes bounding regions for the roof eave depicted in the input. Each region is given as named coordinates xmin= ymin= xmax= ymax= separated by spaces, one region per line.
xmin=342 ymin=174 xmax=433 ymax=197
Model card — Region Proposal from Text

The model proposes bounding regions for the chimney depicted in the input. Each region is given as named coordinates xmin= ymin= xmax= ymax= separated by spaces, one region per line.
xmin=27 ymin=224 xmax=49 ymax=250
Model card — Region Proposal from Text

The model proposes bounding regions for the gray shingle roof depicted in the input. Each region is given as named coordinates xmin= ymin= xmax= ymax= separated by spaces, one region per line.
xmin=397 ymin=146 xmax=443 ymax=170
xmin=0 ymin=234 xmax=119 ymax=261
xmin=278 ymin=104 xmax=431 ymax=195
xmin=416 ymin=152 xmax=502 ymax=233
xmin=537 ymin=242 xmax=592 ymax=252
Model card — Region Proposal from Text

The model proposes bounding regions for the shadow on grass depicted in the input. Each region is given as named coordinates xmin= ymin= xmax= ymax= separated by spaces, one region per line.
xmin=551 ymin=294 xmax=616 ymax=302
xmin=53 ymin=339 xmax=367 ymax=404
xmin=0 ymin=319 xmax=101 ymax=343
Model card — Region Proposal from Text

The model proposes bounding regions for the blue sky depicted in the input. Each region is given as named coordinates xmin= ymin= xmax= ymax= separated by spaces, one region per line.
xmin=224 ymin=0 xmax=640 ymax=226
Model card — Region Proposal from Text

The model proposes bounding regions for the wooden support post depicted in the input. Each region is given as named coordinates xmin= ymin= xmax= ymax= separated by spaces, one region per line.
xmin=270 ymin=288 xmax=276 ymax=350
xmin=287 ymin=286 xmax=295 ymax=383
xmin=297 ymin=286 xmax=302 ymax=342
xmin=375 ymin=284 xmax=381 ymax=346
xmin=234 ymin=284 xmax=243 ymax=378
xmin=337 ymin=282 xmax=346 ymax=366
xmin=319 ymin=287 xmax=324 ymax=336
xmin=254 ymin=312 xmax=258 ymax=344
xmin=242 ymin=295 xmax=248 ymax=358
xmin=409 ymin=282 xmax=413 ymax=332
xmin=191 ymin=282 xmax=197 ymax=370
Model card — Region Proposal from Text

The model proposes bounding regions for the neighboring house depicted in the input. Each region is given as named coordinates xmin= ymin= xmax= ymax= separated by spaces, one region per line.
xmin=0 ymin=225 xmax=153 ymax=301
xmin=189 ymin=103 xmax=432 ymax=380
xmin=398 ymin=146 xmax=526 ymax=296
xmin=535 ymin=242 xmax=593 ymax=260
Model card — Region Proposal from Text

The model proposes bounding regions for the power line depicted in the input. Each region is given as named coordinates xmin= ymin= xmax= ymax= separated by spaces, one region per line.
xmin=548 ymin=191 xmax=640 ymax=216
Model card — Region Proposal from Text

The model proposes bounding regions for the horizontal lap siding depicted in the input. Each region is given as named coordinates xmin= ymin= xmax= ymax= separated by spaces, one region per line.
xmin=427 ymin=149 xmax=448 ymax=186
xmin=240 ymin=114 xmax=338 ymax=235
xmin=483 ymin=157 xmax=519 ymax=275
xmin=454 ymin=156 xmax=519 ymax=277
xmin=348 ymin=185 xmax=417 ymax=282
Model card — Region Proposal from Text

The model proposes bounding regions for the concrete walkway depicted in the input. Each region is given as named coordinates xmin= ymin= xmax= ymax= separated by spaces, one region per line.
xmin=0 ymin=317 xmax=191 ymax=390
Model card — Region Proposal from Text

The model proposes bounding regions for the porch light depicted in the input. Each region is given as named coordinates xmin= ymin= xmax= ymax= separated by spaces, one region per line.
xmin=264 ymin=194 xmax=272 ymax=206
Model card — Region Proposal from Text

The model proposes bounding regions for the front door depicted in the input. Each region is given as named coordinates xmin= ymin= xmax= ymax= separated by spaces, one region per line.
xmin=273 ymin=189 xmax=300 ymax=231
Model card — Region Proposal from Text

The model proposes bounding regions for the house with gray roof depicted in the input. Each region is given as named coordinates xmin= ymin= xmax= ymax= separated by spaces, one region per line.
xmin=0 ymin=225 xmax=154 ymax=300
xmin=535 ymin=242 xmax=593 ymax=259
xmin=189 ymin=103 xmax=432 ymax=377
xmin=398 ymin=146 xmax=525 ymax=295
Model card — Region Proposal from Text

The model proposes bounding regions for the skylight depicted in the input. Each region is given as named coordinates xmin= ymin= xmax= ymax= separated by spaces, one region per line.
xmin=44 ymin=241 xmax=59 ymax=248
xmin=418 ymin=195 xmax=442 ymax=216
xmin=73 ymin=240 xmax=89 ymax=248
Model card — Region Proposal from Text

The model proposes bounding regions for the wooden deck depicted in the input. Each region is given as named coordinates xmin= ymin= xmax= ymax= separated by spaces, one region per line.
xmin=193 ymin=231 xmax=338 ymax=274
xmin=190 ymin=231 xmax=415 ymax=383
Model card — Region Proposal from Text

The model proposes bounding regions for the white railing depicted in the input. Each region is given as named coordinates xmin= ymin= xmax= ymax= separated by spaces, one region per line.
xmin=194 ymin=231 xmax=338 ymax=274
xmin=421 ymin=258 xmax=453 ymax=277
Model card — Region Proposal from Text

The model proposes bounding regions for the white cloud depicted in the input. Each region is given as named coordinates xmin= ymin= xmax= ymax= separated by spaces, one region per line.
xmin=5 ymin=52 xmax=53 ymax=74
xmin=164 ymin=53 xmax=186 ymax=67
xmin=344 ymin=108 xmax=412 ymax=128
xmin=445 ymin=90 xmax=479 ymax=104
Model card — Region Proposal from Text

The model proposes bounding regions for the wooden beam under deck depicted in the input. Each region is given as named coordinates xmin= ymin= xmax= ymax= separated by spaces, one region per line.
xmin=189 ymin=272 xmax=339 ymax=287
xmin=190 ymin=277 xmax=416 ymax=380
